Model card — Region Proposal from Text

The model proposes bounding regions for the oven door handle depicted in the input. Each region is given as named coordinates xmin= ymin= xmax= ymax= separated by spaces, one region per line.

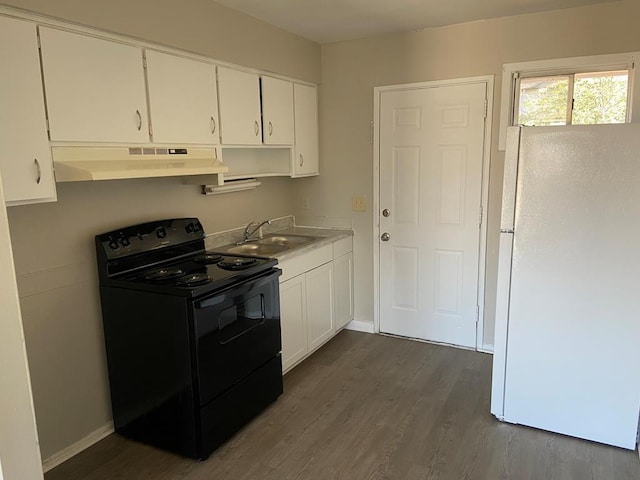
xmin=195 ymin=296 xmax=225 ymax=309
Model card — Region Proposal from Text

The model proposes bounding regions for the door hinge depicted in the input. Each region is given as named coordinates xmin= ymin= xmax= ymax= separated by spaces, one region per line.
xmin=483 ymin=99 xmax=488 ymax=119
xmin=479 ymin=205 xmax=483 ymax=226
xmin=37 ymin=33 xmax=41 ymax=49
xmin=148 ymin=123 xmax=153 ymax=137
xmin=370 ymin=121 xmax=374 ymax=145
xmin=476 ymin=305 xmax=480 ymax=322
xmin=142 ymin=54 xmax=147 ymax=69
xmin=45 ymin=117 xmax=50 ymax=137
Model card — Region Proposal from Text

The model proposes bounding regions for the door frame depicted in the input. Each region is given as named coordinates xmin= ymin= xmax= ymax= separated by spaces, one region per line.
xmin=372 ymin=75 xmax=494 ymax=352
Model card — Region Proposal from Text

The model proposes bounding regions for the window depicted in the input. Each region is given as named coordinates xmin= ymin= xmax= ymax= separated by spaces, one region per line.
xmin=498 ymin=52 xmax=639 ymax=150
xmin=515 ymin=70 xmax=629 ymax=127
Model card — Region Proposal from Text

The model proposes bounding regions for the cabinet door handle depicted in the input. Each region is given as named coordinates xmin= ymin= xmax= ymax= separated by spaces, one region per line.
xmin=254 ymin=120 xmax=260 ymax=136
xmin=211 ymin=116 xmax=216 ymax=134
xmin=34 ymin=158 xmax=41 ymax=184
xmin=299 ymin=154 xmax=304 ymax=167
xmin=268 ymin=121 xmax=273 ymax=136
xmin=136 ymin=110 xmax=142 ymax=131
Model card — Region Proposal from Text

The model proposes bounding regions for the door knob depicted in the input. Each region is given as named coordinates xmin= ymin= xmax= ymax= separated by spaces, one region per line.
xmin=382 ymin=209 xmax=390 ymax=217
xmin=381 ymin=232 xmax=390 ymax=242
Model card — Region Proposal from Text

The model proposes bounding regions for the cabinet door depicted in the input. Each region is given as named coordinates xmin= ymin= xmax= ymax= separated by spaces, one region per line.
xmin=333 ymin=252 xmax=354 ymax=331
xmin=280 ymin=275 xmax=307 ymax=373
xmin=39 ymin=27 xmax=148 ymax=143
xmin=293 ymin=83 xmax=319 ymax=177
xmin=217 ymin=67 xmax=262 ymax=145
xmin=145 ymin=51 xmax=219 ymax=145
xmin=0 ymin=17 xmax=56 ymax=205
xmin=306 ymin=262 xmax=334 ymax=352
xmin=261 ymin=76 xmax=294 ymax=145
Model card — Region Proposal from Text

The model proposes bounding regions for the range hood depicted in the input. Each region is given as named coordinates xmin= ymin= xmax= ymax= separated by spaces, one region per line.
xmin=52 ymin=146 xmax=228 ymax=182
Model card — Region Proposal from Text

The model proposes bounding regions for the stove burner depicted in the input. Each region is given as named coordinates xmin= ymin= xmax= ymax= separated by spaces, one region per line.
xmin=193 ymin=253 xmax=223 ymax=265
xmin=143 ymin=268 xmax=184 ymax=282
xmin=218 ymin=257 xmax=258 ymax=271
xmin=177 ymin=272 xmax=211 ymax=287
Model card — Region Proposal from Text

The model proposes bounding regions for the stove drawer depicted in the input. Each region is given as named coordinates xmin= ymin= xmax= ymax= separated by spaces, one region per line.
xmin=198 ymin=354 xmax=282 ymax=459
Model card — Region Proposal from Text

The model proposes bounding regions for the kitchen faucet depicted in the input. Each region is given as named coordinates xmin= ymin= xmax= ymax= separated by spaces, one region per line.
xmin=240 ymin=219 xmax=272 ymax=243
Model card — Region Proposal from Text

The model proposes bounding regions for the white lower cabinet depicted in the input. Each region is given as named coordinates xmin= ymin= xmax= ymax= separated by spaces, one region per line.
xmin=280 ymin=274 xmax=307 ymax=370
xmin=279 ymin=237 xmax=353 ymax=373
xmin=305 ymin=262 xmax=335 ymax=352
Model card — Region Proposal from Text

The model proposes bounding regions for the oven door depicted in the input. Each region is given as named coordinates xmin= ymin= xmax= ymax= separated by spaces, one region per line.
xmin=191 ymin=269 xmax=281 ymax=406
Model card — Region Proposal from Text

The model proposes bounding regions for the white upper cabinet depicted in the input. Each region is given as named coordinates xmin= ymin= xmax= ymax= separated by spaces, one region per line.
xmin=145 ymin=50 xmax=219 ymax=145
xmin=217 ymin=67 xmax=262 ymax=145
xmin=261 ymin=76 xmax=294 ymax=145
xmin=39 ymin=27 xmax=148 ymax=143
xmin=0 ymin=17 xmax=56 ymax=205
xmin=293 ymin=83 xmax=319 ymax=177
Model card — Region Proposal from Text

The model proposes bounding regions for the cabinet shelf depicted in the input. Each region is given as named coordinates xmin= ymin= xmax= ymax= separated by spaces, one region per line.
xmin=221 ymin=147 xmax=292 ymax=180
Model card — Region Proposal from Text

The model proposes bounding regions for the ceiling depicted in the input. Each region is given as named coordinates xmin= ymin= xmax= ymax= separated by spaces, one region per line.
xmin=214 ymin=0 xmax=620 ymax=44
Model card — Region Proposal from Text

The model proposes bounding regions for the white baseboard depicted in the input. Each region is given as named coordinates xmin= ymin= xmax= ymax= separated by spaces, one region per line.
xmin=344 ymin=320 xmax=375 ymax=334
xmin=42 ymin=422 xmax=114 ymax=473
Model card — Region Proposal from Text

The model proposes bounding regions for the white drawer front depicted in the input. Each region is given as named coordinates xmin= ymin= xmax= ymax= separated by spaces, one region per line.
xmin=278 ymin=244 xmax=333 ymax=283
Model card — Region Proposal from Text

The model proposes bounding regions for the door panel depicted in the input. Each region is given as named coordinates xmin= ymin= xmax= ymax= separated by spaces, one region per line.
xmin=306 ymin=263 xmax=334 ymax=352
xmin=379 ymin=82 xmax=486 ymax=347
xmin=39 ymin=27 xmax=148 ymax=143
xmin=145 ymin=50 xmax=219 ymax=145
xmin=280 ymin=275 xmax=307 ymax=372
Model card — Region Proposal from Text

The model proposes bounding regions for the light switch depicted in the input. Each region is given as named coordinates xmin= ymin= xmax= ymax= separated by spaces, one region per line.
xmin=352 ymin=196 xmax=367 ymax=212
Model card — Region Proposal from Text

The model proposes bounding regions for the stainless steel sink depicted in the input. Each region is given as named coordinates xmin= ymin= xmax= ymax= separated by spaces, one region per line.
xmin=213 ymin=233 xmax=319 ymax=257
xmin=224 ymin=243 xmax=288 ymax=255
xmin=256 ymin=234 xmax=317 ymax=248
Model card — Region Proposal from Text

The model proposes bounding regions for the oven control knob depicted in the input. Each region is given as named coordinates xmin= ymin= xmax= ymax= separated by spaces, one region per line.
xmin=194 ymin=221 xmax=202 ymax=232
xmin=185 ymin=223 xmax=195 ymax=233
xmin=156 ymin=227 xmax=167 ymax=239
xmin=120 ymin=236 xmax=131 ymax=247
xmin=108 ymin=240 xmax=119 ymax=250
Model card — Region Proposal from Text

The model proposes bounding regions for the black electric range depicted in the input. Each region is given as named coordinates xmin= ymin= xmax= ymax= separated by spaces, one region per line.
xmin=95 ymin=218 xmax=283 ymax=460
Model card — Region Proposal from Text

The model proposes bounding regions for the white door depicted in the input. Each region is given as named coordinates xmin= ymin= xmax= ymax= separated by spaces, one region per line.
xmin=261 ymin=76 xmax=294 ymax=145
xmin=292 ymin=84 xmax=319 ymax=177
xmin=378 ymin=82 xmax=487 ymax=348
xmin=39 ymin=27 xmax=148 ymax=143
xmin=217 ymin=67 xmax=262 ymax=145
xmin=280 ymin=275 xmax=307 ymax=373
xmin=0 ymin=17 xmax=56 ymax=205
xmin=306 ymin=262 xmax=334 ymax=352
xmin=145 ymin=50 xmax=220 ymax=145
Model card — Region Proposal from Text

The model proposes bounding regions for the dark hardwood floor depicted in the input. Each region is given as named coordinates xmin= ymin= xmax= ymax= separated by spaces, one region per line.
xmin=45 ymin=331 xmax=640 ymax=480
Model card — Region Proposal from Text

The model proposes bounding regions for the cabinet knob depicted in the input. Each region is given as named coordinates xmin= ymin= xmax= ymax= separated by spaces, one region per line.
xmin=34 ymin=158 xmax=41 ymax=184
xmin=211 ymin=116 xmax=216 ymax=135
xmin=382 ymin=209 xmax=390 ymax=217
xmin=299 ymin=154 xmax=304 ymax=167
xmin=268 ymin=121 xmax=273 ymax=136
xmin=135 ymin=110 xmax=142 ymax=131
xmin=254 ymin=120 xmax=260 ymax=136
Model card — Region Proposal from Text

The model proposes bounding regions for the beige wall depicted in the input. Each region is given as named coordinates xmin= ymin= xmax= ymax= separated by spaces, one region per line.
xmin=294 ymin=0 xmax=640 ymax=345
xmin=2 ymin=0 xmax=320 ymax=463
xmin=1 ymin=0 xmax=319 ymax=83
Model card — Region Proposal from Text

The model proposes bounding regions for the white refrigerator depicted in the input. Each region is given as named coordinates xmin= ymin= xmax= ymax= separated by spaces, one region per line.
xmin=491 ymin=124 xmax=640 ymax=449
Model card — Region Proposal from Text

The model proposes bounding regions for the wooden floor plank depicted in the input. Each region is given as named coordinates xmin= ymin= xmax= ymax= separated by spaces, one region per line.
xmin=45 ymin=331 xmax=640 ymax=480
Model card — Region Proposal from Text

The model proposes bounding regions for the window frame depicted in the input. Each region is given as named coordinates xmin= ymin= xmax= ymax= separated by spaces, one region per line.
xmin=498 ymin=52 xmax=639 ymax=150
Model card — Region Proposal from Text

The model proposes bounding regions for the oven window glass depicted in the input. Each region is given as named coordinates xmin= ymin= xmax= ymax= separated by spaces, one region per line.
xmin=218 ymin=294 xmax=265 ymax=343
